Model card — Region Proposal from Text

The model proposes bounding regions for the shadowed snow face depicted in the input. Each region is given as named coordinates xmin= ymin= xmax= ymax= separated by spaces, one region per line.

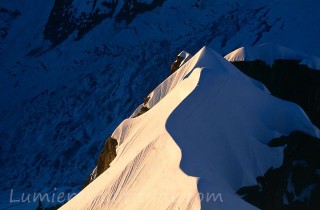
xmin=166 ymin=67 xmax=318 ymax=209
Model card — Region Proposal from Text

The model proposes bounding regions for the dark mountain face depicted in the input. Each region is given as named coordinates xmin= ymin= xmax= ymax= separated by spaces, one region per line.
xmin=238 ymin=131 xmax=320 ymax=210
xmin=232 ymin=60 xmax=320 ymax=129
xmin=44 ymin=0 xmax=166 ymax=47
xmin=232 ymin=60 xmax=320 ymax=209
xmin=0 ymin=7 xmax=20 ymax=50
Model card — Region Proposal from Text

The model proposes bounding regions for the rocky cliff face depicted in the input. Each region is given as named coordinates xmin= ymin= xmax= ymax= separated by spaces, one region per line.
xmin=238 ymin=131 xmax=320 ymax=210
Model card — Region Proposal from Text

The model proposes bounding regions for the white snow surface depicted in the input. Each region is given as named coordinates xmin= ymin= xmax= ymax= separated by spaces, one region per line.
xmin=178 ymin=51 xmax=192 ymax=67
xmin=2 ymin=0 xmax=320 ymax=208
xmin=143 ymin=47 xmax=268 ymax=112
xmin=61 ymin=47 xmax=319 ymax=210
xmin=224 ymin=44 xmax=320 ymax=70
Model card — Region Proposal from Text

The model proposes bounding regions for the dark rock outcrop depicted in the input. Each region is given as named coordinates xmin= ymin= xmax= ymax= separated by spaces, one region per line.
xmin=43 ymin=0 xmax=116 ymax=47
xmin=232 ymin=60 xmax=320 ymax=129
xmin=83 ymin=136 xmax=117 ymax=188
xmin=170 ymin=55 xmax=184 ymax=74
xmin=43 ymin=0 xmax=166 ymax=47
xmin=115 ymin=0 xmax=166 ymax=24
xmin=135 ymin=106 xmax=149 ymax=117
xmin=133 ymin=96 xmax=151 ymax=118
xmin=0 ymin=7 xmax=21 ymax=43
xmin=96 ymin=136 xmax=118 ymax=176
xmin=237 ymin=131 xmax=320 ymax=210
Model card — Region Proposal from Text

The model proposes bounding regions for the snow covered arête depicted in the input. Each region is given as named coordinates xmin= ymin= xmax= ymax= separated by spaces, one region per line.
xmin=60 ymin=47 xmax=319 ymax=210
xmin=3 ymin=1 xmax=320 ymax=209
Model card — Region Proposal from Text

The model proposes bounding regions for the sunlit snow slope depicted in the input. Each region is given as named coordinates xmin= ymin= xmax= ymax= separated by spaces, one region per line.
xmin=2 ymin=0 xmax=320 ymax=209
xmin=61 ymin=47 xmax=319 ymax=210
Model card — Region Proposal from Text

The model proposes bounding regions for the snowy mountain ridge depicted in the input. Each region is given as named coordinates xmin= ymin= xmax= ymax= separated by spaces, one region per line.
xmin=2 ymin=0 xmax=320 ymax=209
xmin=139 ymin=46 xmax=269 ymax=114
xmin=61 ymin=47 xmax=319 ymax=210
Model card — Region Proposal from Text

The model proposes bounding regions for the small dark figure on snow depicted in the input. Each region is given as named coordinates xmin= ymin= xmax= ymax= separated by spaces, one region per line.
xmin=170 ymin=55 xmax=184 ymax=74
